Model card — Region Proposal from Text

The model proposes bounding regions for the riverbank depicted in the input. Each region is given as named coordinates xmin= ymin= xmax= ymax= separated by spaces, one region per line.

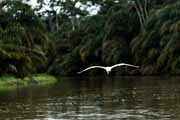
xmin=0 ymin=74 xmax=57 ymax=91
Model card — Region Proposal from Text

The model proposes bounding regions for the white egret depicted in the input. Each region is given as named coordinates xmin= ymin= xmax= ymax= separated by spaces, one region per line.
xmin=77 ymin=63 xmax=139 ymax=75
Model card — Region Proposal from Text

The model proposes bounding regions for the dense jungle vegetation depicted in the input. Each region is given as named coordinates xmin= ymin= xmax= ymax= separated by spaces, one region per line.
xmin=0 ymin=0 xmax=180 ymax=77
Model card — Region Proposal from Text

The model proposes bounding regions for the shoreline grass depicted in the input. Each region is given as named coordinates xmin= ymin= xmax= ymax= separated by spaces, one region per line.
xmin=0 ymin=74 xmax=57 ymax=91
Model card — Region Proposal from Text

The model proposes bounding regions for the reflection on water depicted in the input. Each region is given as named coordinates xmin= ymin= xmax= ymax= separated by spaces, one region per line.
xmin=0 ymin=76 xmax=180 ymax=119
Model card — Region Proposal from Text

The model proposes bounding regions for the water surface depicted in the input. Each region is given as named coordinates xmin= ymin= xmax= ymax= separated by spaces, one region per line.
xmin=0 ymin=76 xmax=180 ymax=120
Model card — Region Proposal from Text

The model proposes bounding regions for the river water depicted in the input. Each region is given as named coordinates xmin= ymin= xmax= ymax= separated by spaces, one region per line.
xmin=0 ymin=76 xmax=180 ymax=120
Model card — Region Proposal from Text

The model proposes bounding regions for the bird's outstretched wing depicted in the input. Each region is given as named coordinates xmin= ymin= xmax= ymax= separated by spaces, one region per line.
xmin=77 ymin=66 xmax=106 ymax=74
xmin=111 ymin=63 xmax=139 ymax=70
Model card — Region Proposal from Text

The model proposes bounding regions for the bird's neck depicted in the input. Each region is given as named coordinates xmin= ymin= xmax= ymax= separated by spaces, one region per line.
xmin=106 ymin=66 xmax=111 ymax=69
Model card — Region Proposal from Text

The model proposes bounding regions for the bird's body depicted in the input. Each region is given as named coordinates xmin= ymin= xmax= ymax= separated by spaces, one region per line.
xmin=77 ymin=63 xmax=139 ymax=75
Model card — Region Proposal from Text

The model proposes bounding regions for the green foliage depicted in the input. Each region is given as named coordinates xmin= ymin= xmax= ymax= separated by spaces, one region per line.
xmin=0 ymin=74 xmax=57 ymax=91
xmin=37 ymin=0 xmax=146 ymax=75
xmin=1 ymin=0 xmax=180 ymax=76
xmin=0 ymin=0 xmax=50 ymax=77
xmin=131 ymin=1 xmax=180 ymax=75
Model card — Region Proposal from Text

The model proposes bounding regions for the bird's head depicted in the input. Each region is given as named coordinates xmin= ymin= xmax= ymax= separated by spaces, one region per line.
xmin=106 ymin=67 xmax=111 ymax=74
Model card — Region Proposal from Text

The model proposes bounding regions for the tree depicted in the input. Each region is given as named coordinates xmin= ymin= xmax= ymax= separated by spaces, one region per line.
xmin=131 ymin=1 xmax=180 ymax=75
xmin=0 ymin=0 xmax=50 ymax=77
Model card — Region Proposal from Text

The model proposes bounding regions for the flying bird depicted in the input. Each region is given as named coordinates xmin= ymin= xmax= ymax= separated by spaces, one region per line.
xmin=77 ymin=63 xmax=139 ymax=75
